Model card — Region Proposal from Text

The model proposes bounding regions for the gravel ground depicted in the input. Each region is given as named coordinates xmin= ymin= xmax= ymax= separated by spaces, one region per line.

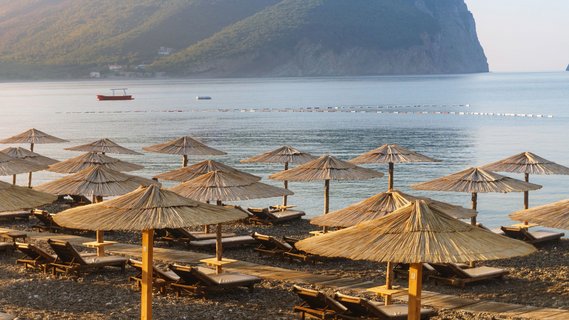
xmin=0 ymin=215 xmax=567 ymax=319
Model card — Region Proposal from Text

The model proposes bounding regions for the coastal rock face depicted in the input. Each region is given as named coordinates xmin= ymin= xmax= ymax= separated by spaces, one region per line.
xmin=0 ymin=0 xmax=488 ymax=78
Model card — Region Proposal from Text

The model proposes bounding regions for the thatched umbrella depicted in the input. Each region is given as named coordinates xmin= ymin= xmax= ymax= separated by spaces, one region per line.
xmin=48 ymin=152 xmax=144 ymax=174
xmin=510 ymin=198 xmax=569 ymax=230
xmin=0 ymin=128 xmax=67 ymax=187
xmin=154 ymin=159 xmax=260 ymax=182
xmin=0 ymin=152 xmax=47 ymax=186
xmin=65 ymin=138 xmax=142 ymax=155
xmin=143 ymin=136 xmax=226 ymax=167
xmin=53 ymin=184 xmax=247 ymax=320
xmin=0 ymin=180 xmax=57 ymax=212
xmin=310 ymin=189 xmax=476 ymax=291
xmin=35 ymin=165 xmax=157 ymax=255
xmin=483 ymin=152 xmax=569 ymax=210
xmin=412 ymin=167 xmax=542 ymax=225
xmin=350 ymin=144 xmax=439 ymax=191
xmin=269 ymin=155 xmax=383 ymax=231
xmin=170 ymin=170 xmax=292 ymax=263
xmin=296 ymin=200 xmax=536 ymax=320
xmin=241 ymin=145 xmax=317 ymax=206
xmin=2 ymin=147 xmax=58 ymax=186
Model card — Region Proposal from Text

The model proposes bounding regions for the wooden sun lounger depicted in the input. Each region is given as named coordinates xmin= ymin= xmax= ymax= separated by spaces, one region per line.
xmin=251 ymin=233 xmax=316 ymax=263
xmin=127 ymin=259 xmax=180 ymax=294
xmin=159 ymin=228 xmax=237 ymax=246
xmin=169 ymin=264 xmax=261 ymax=296
xmin=247 ymin=207 xmax=305 ymax=225
xmin=31 ymin=209 xmax=64 ymax=233
xmin=0 ymin=210 xmax=31 ymax=221
xmin=292 ymin=285 xmax=348 ymax=319
xmin=500 ymin=226 xmax=564 ymax=245
xmin=393 ymin=263 xmax=435 ymax=279
xmin=282 ymin=236 xmax=317 ymax=263
xmin=334 ymin=292 xmax=436 ymax=320
xmin=15 ymin=242 xmax=96 ymax=272
xmin=429 ymin=263 xmax=508 ymax=287
xmin=47 ymin=239 xmax=127 ymax=276
xmin=188 ymin=235 xmax=256 ymax=249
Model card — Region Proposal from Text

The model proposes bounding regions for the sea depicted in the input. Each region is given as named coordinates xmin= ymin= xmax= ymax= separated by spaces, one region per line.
xmin=1 ymin=72 xmax=568 ymax=230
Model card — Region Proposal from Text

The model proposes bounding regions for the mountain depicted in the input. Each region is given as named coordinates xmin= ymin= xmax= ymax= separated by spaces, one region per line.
xmin=0 ymin=0 xmax=488 ymax=79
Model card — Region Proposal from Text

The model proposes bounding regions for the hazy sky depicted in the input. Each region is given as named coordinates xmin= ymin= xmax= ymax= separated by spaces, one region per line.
xmin=465 ymin=0 xmax=569 ymax=72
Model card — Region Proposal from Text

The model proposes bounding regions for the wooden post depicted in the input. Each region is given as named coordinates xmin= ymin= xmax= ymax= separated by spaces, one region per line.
xmin=215 ymin=223 xmax=223 ymax=274
xmin=283 ymin=162 xmax=289 ymax=206
xmin=388 ymin=162 xmax=394 ymax=191
xmin=141 ymin=229 xmax=154 ymax=320
xmin=470 ymin=192 xmax=477 ymax=225
xmin=12 ymin=174 xmax=16 ymax=186
xmin=408 ymin=263 xmax=422 ymax=320
xmin=322 ymin=179 xmax=330 ymax=233
xmin=204 ymin=225 xmax=210 ymax=233
xmin=524 ymin=173 xmax=529 ymax=211
xmin=93 ymin=196 xmax=105 ymax=256
xmin=182 ymin=155 xmax=188 ymax=167
xmin=27 ymin=142 xmax=35 ymax=188
xmin=385 ymin=261 xmax=394 ymax=305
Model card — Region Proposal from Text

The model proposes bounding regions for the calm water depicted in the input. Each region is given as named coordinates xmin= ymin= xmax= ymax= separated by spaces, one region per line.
xmin=1 ymin=72 xmax=568 ymax=229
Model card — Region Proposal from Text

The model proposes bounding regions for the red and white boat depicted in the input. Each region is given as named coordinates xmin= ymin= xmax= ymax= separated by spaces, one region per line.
xmin=97 ymin=88 xmax=134 ymax=101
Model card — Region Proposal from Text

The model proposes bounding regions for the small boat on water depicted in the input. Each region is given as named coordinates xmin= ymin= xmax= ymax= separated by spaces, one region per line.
xmin=196 ymin=96 xmax=212 ymax=100
xmin=97 ymin=88 xmax=134 ymax=101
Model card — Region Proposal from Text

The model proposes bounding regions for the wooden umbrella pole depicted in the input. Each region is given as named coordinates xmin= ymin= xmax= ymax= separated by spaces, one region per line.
xmin=93 ymin=195 xmax=105 ymax=256
xmin=182 ymin=155 xmax=188 ymax=167
xmin=385 ymin=261 xmax=394 ymax=301
xmin=322 ymin=179 xmax=330 ymax=233
xmin=408 ymin=263 xmax=423 ymax=320
xmin=470 ymin=192 xmax=477 ymax=225
xmin=388 ymin=162 xmax=394 ymax=191
xmin=141 ymin=229 xmax=154 ymax=320
xmin=283 ymin=162 xmax=289 ymax=206
xmin=215 ymin=223 xmax=223 ymax=274
xmin=524 ymin=173 xmax=529 ymax=212
xmin=28 ymin=143 xmax=35 ymax=188
xmin=12 ymin=174 xmax=16 ymax=185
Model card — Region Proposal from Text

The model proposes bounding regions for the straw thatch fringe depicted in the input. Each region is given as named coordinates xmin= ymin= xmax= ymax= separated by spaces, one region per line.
xmin=412 ymin=167 xmax=542 ymax=193
xmin=296 ymin=200 xmax=536 ymax=263
xmin=155 ymin=159 xmax=259 ymax=182
xmin=0 ymin=180 xmax=57 ymax=211
xmin=53 ymin=185 xmax=248 ymax=231
xmin=0 ymin=128 xmax=67 ymax=144
xmin=350 ymin=144 xmax=439 ymax=164
xmin=269 ymin=155 xmax=384 ymax=181
xmin=65 ymin=138 xmax=142 ymax=155
xmin=48 ymin=152 xmax=143 ymax=173
xmin=34 ymin=165 xmax=157 ymax=197
xmin=509 ymin=199 xmax=569 ymax=230
xmin=0 ymin=152 xmax=47 ymax=175
xmin=1 ymin=147 xmax=58 ymax=166
xmin=482 ymin=152 xmax=569 ymax=175
xmin=170 ymin=170 xmax=293 ymax=202
xmin=143 ymin=136 xmax=226 ymax=156
xmin=310 ymin=190 xmax=476 ymax=227
xmin=241 ymin=145 xmax=317 ymax=164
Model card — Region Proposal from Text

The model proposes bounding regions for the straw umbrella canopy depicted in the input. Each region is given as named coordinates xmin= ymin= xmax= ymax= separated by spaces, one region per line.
xmin=48 ymin=152 xmax=144 ymax=174
xmin=65 ymin=138 xmax=142 ymax=155
xmin=241 ymin=145 xmax=317 ymax=206
xmin=510 ymin=198 xmax=569 ymax=230
xmin=411 ymin=167 xmax=542 ymax=225
xmin=350 ymin=144 xmax=439 ymax=191
xmin=170 ymin=170 xmax=292 ymax=265
xmin=0 ymin=128 xmax=67 ymax=187
xmin=0 ymin=180 xmax=57 ymax=212
xmin=269 ymin=155 xmax=383 ymax=230
xmin=296 ymin=200 xmax=536 ymax=320
xmin=2 ymin=147 xmax=58 ymax=186
xmin=0 ymin=152 xmax=47 ymax=185
xmin=483 ymin=152 xmax=569 ymax=209
xmin=154 ymin=159 xmax=260 ymax=182
xmin=35 ymin=165 xmax=157 ymax=256
xmin=53 ymin=184 xmax=247 ymax=320
xmin=143 ymin=136 xmax=226 ymax=167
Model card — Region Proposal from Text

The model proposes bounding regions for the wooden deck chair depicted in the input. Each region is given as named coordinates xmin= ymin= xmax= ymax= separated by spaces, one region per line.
xmin=159 ymin=228 xmax=237 ymax=246
xmin=252 ymin=232 xmax=293 ymax=257
xmin=15 ymin=242 xmax=96 ymax=272
xmin=282 ymin=236 xmax=317 ymax=263
xmin=169 ymin=264 xmax=261 ymax=296
xmin=188 ymin=235 xmax=256 ymax=249
xmin=47 ymin=239 xmax=127 ymax=276
xmin=334 ymin=292 xmax=436 ymax=320
xmin=292 ymin=285 xmax=348 ymax=319
xmin=500 ymin=226 xmax=564 ymax=245
xmin=247 ymin=207 xmax=305 ymax=225
xmin=31 ymin=210 xmax=64 ymax=232
xmin=127 ymin=259 xmax=180 ymax=294
xmin=393 ymin=263 xmax=435 ymax=279
xmin=429 ymin=263 xmax=508 ymax=287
